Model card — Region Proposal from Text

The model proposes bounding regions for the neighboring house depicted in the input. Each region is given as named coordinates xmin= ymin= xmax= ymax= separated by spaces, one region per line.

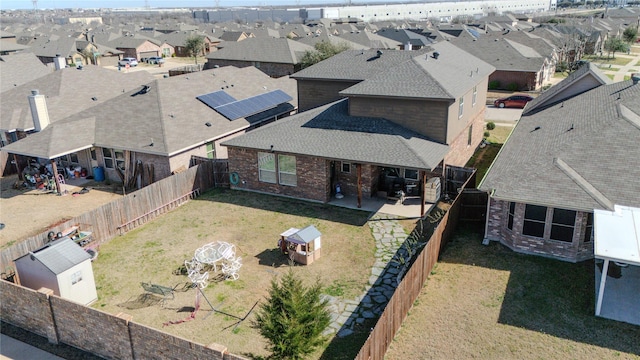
xmin=204 ymin=37 xmax=314 ymax=77
xmin=222 ymin=42 xmax=494 ymax=213
xmin=156 ymin=32 xmax=220 ymax=58
xmin=26 ymin=36 xmax=88 ymax=67
xmin=107 ymin=36 xmax=164 ymax=61
xmin=0 ymin=40 xmax=29 ymax=55
xmin=14 ymin=237 xmax=98 ymax=306
xmin=479 ymin=66 xmax=640 ymax=263
xmin=452 ymin=31 xmax=554 ymax=91
xmin=0 ymin=53 xmax=51 ymax=93
xmin=1 ymin=66 xmax=297 ymax=184
xmin=375 ymin=28 xmax=433 ymax=50
xmin=0 ymin=65 xmax=154 ymax=173
xmin=217 ymin=31 xmax=254 ymax=42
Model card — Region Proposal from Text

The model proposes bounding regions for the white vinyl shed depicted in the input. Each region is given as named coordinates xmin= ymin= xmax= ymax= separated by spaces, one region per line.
xmin=14 ymin=237 xmax=98 ymax=306
xmin=593 ymin=205 xmax=640 ymax=326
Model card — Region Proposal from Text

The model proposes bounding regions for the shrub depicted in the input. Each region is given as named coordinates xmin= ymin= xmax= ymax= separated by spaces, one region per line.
xmin=488 ymin=80 xmax=500 ymax=90
xmin=506 ymin=83 xmax=519 ymax=91
xmin=483 ymin=131 xmax=490 ymax=138
xmin=556 ymin=61 xmax=568 ymax=73
xmin=254 ymin=269 xmax=331 ymax=359
xmin=486 ymin=122 xmax=496 ymax=130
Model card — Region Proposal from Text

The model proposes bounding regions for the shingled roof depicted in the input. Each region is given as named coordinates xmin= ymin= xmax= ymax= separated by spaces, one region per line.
xmin=1 ymin=66 xmax=297 ymax=159
xmin=340 ymin=41 xmax=494 ymax=100
xmin=222 ymin=99 xmax=449 ymax=171
xmin=0 ymin=53 xmax=51 ymax=93
xmin=206 ymin=37 xmax=313 ymax=64
xmin=479 ymin=79 xmax=640 ymax=211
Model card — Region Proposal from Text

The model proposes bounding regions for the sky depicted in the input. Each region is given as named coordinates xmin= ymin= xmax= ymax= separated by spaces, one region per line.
xmin=0 ymin=0 xmax=410 ymax=10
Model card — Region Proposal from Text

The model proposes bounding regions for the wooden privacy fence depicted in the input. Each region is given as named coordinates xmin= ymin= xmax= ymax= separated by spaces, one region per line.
xmin=0 ymin=162 xmax=215 ymax=271
xmin=354 ymin=171 xmax=474 ymax=360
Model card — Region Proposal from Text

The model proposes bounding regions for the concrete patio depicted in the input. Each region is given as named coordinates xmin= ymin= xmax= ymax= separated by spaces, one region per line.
xmin=327 ymin=194 xmax=436 ymax=219
xmin=595 ymin=262 xmax=640 ymax=326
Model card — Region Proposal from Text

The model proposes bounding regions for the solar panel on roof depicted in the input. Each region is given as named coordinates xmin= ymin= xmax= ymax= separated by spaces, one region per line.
xmin=215 ymin=90 xmax=293 ymax=121
xmin=196 ymin=90 xmax=237 ymax=109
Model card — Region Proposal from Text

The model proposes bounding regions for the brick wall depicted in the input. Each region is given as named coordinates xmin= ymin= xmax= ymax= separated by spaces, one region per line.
xmin=296 ymin=79 xmax=358 ymax=111
xmin=485 ymin=198 xmax=594 ymax=262
xmin=204 ymin=59 xmax=294 ymax=78
xmin=0 ymin=280 xmax=246 ymax=360
xmin=335 ymin=163 xmax=377 ymax=197
xmin=490 ymin=70 xmax=539 ymax=91
xmin=228 ymin=147 xmax=330 ymax=202
xmin=0 ymin=282 xmax=57 ymax=342
xmin=443 ymin=109 xmax=486 ymax=167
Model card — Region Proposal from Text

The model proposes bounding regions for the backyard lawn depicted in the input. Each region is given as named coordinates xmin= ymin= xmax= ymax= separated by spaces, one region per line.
xmin=583 ymin=55 xmax=633 ymax=66
xmin=90 ymin=188 xmax=406 ymax=359
xmin=384 ymin=226 xmax=640 ymax=359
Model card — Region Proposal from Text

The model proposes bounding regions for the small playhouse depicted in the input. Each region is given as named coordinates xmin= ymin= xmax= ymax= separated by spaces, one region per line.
xmin=279 ymin=225 xmax=322 ymax=265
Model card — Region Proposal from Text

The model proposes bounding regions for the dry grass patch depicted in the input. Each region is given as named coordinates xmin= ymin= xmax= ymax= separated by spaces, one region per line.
xmin=91 ymin=189 xmax=387 ymax=358
xmin=385 ymin=227 xmax=640 ymax=360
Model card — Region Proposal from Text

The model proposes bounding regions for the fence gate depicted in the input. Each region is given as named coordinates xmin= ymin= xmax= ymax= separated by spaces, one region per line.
xmin=190 ymin=157 xmax=229 ymax=188
xmin=444 ymin=165 xmax=476 ymax=198
xmin=460 ymin=189 xmax=488 ymax=224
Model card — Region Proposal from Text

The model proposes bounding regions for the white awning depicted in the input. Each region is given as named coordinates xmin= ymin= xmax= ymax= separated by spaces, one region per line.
xmin=593 ymin=205 xmax=640 ymax=318
xmin=594 ymin=205 xmax=640 ymax=266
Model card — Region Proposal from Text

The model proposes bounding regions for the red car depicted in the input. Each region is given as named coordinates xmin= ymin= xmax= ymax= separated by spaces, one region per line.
xmin=494 ymin=94 xmax=534 ymax=109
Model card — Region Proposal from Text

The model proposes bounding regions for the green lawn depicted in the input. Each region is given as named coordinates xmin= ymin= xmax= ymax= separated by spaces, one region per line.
xmin=606 ymin=74 xmax=615 ymax=80
xmin=598 ymin=65 xmax=622 ymax=71
xmin=583 ymin=55 xmax=633 ymax=66
xmin=385 ymin=227 xmax=640 ymax=359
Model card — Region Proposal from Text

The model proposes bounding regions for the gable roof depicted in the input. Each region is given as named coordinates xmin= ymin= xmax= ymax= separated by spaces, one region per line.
xmin=340 ymin=41 xmax=494 ymax=100
xmin=479 ymin=79 xmax=640 ymax=211
xmin=222 ymin=99 xmax=449 ymax=171
xmin=1 ymin=66 xmax=297 ymax=159
xmin=451 ymin=33 xmax=546 ymax=72
xmin=523 ymin=62 xmax=611 ymax=115
xmin=206 ymin=37 xmax=313 ymax=64
xmin=16 ymin=237 xmax=90 ymax=275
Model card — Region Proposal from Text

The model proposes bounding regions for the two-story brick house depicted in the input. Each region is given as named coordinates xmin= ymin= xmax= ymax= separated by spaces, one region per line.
xmin=223 ymin=42 xmax=495 ymax=215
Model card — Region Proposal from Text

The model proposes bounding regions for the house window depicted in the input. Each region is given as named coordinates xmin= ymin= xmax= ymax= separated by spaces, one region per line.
xmin=278 ymin=154 xmax=297 ymax=186
xmin=206 ymin=142 xmax=215 ymax=159
xmin=71 ymin=270 xmax=82 ymax=285
xmin=458 ymin=97 xmax=464 ymax=118
xmin=90 ymin=147 xmax=97 ymax=161
xmin=341 ymin=162 xmax=351 ymax=173
xmin=583 ymin=212 xmax=593 ymax=243
xmin=507 ymin=202 xmax=515 ymax=230
xmin=472 ymin=86 xmax=477 ymax=106
xmin=258 ymin=152 xmax=276 ymax=183
xmin=103 ymin=148 xmax=125 ymax=170
xmin=65 ymin=153 xmax=79 ymax=164
xmin=163 ymin=48 xmax=170 ymax=57
xmin=523 ymin=204 xmax=547 ymax=238
xmin=404 ymin=169 xmax=419 ymax=181
xmin=467 ymin=125 xmax=473 ymax=146
xmin=550 ymin=208 xmax=576 ymax=242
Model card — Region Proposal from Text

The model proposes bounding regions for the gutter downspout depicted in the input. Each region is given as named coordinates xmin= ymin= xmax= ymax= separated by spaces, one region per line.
xmin=482 ymin=188 xmax=495 ymax=245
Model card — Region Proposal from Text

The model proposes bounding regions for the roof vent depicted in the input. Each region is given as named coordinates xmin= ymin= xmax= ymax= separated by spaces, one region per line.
xmin=376 ymin=50 xmax=383 ymax=56
xmin=632 ymin=73 xmax=640 ymax=85
xmin=131 ymin=85 xmax=151 ymax=97
xmin=432 ymin=51 xmax=440 ymax=59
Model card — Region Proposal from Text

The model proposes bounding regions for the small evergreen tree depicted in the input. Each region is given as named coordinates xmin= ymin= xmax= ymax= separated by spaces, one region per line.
xmin=185 ymin=35 xmax=205 ymax=65
xmin=300 ymin=41 xmax=351 ymax=69
xmin=254 ymin=269 xmax=331 ymax=360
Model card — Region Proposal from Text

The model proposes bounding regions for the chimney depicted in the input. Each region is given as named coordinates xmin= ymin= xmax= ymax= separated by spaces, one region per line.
xmin=28 ymin=90 xmax=50 ymax=132
xmin=632 ymin=73 xmax=640 ymax=85
xmin=405 ymin=41 xmax=412 ymax=51
xmin=53 ymin=54 xmax=66 ymax=70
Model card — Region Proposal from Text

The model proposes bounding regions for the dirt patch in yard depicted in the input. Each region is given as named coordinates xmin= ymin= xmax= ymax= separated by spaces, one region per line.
xmin=0 ymin=174 xmax=122 ymax=248
xmin=385 ymin=226 xmax=640 ymax=360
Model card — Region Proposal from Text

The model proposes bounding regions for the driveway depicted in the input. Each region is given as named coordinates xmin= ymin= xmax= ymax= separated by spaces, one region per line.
xmin=485 ymin=105 xmax=523 ymax=123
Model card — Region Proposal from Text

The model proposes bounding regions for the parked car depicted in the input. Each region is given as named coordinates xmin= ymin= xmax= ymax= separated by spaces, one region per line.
xmin=118 ymin=57 xmax=138 ymax=67
xmin=494 ymin=94 xmax=534 ymax=109
xmin=147 ymin=56 xmax=165 ymax=64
